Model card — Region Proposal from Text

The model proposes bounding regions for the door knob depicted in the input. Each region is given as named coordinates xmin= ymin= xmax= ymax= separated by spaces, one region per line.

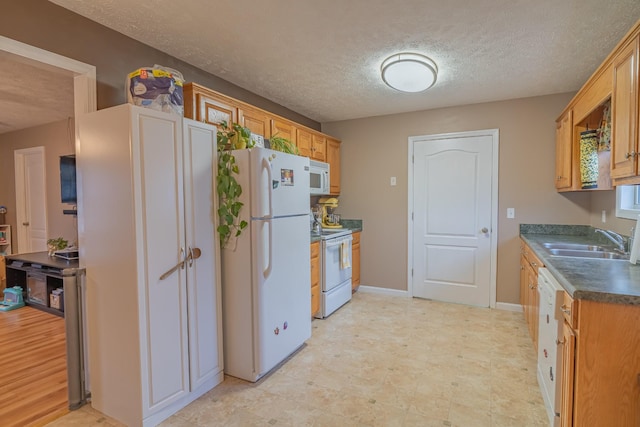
xmin=481 ymin=227 xmax=489 ymax=234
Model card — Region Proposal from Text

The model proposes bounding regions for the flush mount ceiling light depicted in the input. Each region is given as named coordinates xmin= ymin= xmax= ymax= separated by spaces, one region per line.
xmin=381 ymin=53 xmax=438 ymax=93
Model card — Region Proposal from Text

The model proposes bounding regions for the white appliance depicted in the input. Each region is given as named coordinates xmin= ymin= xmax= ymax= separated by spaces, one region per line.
xmin=79 ymin=105 xmax=223 ymax=427
xmin=310 ymin=159 xmax=330 ymax=195
xmin=537 ymin=267 xmax=564 ymax=427
xmin=222 ymin=147 xmax=312 ymax=382
xmin=316 ymin=230 xmax=352 ymax=318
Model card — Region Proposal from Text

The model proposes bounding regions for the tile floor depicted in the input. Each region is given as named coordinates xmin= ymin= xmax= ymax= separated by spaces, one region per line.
xmin=46 ymin=292 xmax=548 ymax=426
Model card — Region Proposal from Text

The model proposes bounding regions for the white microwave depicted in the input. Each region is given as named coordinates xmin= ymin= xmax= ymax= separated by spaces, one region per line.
xmin=309 ymin=160 xmax=330 ymax=195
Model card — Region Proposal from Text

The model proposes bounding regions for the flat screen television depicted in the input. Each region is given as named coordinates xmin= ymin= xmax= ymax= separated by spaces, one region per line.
xmin=60 ymin=155 xmax=77 ymax=204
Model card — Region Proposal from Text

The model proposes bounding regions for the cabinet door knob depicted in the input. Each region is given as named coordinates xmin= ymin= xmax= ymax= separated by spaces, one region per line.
xmin=480 ymin=227 xmax=489 ymax=234
xmin=556 ymin=338 xmax=565 ymax=345
xmin=625 ymin=151 xmax=637 ymax=159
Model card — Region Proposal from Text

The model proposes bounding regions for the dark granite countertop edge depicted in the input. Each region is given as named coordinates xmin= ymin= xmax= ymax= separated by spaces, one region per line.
xmin=310 ymin=219 xmax=362 ymax=243
xmin=520 ymin=225 xmax=640 ymax=306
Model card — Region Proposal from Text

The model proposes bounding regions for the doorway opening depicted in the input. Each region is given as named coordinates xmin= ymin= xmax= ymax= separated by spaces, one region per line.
xmin=0 ymin=36 xmax=96 ymax=423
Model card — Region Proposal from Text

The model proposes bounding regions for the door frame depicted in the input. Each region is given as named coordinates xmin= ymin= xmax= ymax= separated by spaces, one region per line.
xmin=0 ymin=35 xmax=97 ymax=256
xmin=407 ymin=129 xmax=499 ymax=308
xmin=0 ymin=36 xmax=96 ymax=407
xmin=14 ymin=146 xmax=47 ymax=253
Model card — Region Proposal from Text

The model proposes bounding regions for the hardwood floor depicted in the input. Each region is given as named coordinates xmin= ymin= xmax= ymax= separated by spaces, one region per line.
xmin=0 ymin=306 xmax=68 ymax=426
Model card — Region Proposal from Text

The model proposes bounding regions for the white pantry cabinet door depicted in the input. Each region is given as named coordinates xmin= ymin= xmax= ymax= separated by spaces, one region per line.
xmin=134 ymin=111 xmax=191 ymax=414
xmin=182 ymin=119 xmax=223 ymax=390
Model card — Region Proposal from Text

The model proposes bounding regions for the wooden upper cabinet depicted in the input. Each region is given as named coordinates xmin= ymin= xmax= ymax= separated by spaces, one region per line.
xmin=271 ymin=118 xmax=296 ymax=146
xmin=611 ymin=35 xmax=639 ymax=180
xmin=239 ymin=106 xmax=271 ymax=140
xmin=555 ymin=110 xmax=573 ymax=190
xmin=297 ymin=129 xmax=327 ymax=161
xmin=296 ymin=128 xmax=313 ymax=158
xmin=326 ymin=137 xmax=341 ymax=194
xmin=312 ymin=134 xmax=326 ymax=161
xmin=196 ymin=93 xmax=237 ymax=128
xmin=183 ymin=83 xmax=341 ymax=184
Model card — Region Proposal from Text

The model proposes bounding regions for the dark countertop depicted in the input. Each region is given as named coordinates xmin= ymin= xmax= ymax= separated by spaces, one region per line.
xmin=6 ymin=251 xmax=81 ymax=274
xmin=520 ymin=225 xmax=640 ymax=306
xmin=310 ymin=219 xmax=362 ymax=243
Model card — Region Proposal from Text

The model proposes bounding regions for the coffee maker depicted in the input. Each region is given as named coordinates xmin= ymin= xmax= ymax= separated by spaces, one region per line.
xmin=317 ymin=197 xmax=342 ymax=228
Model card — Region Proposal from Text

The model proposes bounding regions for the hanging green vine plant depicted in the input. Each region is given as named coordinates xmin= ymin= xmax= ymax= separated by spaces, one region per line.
xmin=216 ymin=121 xmax=254 ymax=248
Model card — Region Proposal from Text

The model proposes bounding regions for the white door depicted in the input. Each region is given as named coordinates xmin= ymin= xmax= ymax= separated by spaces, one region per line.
xmin=14 ymin=147 xmax=48 ymax=253
xmin=410 ymin=130 xmax=498 ymax=307
xmin=134 ymin=110 xmax=190 ymax=413
xmin=182 ymin=119 xmax=223 ymax=391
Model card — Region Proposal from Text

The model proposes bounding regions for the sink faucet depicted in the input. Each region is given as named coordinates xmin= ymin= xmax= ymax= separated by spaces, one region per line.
xmin=595 ymin=229 xmax=627 ymax=253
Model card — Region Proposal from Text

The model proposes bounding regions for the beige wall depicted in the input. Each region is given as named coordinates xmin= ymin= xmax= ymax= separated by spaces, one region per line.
xmin=0 ymin=119 xmax=78 ymax=252
xmin=590 ymin=190 xmax=637 ymax=234
xmin=322 ymin=92 xmax=597 ymax=305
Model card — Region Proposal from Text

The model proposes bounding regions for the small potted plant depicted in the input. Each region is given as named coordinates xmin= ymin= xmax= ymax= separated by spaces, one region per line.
xmin=47 ymin=237 xmax=68 ymax=256
xmin=269 ymin=134 xmax=298 ymax=154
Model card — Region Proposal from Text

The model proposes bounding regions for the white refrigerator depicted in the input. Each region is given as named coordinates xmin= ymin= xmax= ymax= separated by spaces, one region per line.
xmin=221 ymin=147 xmax=311 ymax=382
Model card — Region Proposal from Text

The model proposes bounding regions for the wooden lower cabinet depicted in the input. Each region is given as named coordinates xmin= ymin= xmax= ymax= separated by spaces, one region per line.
xmin=310 ymin=241 xmax=320 ymax=317
xmin=565 ymin=299 xmax=640 ymax=426
xmin=520 ymin=239 xmax=542 ymax=350
xmin=560 ymin=319 xmax=576 ymax=427
xmin=351 ymin=232 xmax=360 ymax=291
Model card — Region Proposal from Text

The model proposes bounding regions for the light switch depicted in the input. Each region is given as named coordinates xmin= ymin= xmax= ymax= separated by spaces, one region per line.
xmin=507 ymin=208 xmax=515 ymax=219
xmin=390 ymin=177 xmax=397 ymax=186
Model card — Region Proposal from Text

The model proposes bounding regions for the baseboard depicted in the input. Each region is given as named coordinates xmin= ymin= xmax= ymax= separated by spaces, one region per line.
xmin=495 ymin=302 xmax=523 ymax=312
xmin=356 ymin=285 xmax=409 ymax=298
xmin=356 ymin=287 xmax=521 ymax=311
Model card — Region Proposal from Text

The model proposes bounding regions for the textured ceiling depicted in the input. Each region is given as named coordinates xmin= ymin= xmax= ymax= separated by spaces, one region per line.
xmin=14 ymin=1 xmax=640 ymax=128
xmin=48 ymin=0 xmax=640 ymax=123
xmin=0 ymin=51 xmax=74 ymax=134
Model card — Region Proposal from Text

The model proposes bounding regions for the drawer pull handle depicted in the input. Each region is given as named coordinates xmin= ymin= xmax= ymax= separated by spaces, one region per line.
xmin=556 ymin=338 xmax=565 ymax=345
xmin=560 ymin=305 xmax=571 ymax=315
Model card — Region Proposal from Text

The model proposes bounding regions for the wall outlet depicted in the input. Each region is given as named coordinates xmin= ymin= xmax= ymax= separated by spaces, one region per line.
xmin=602 ymin=210 xmax=607 ymax=223
xmin=390 ymin=176 xmax=396 ymax=186
xmin=507 ymin=208 xmax=515 ymax=219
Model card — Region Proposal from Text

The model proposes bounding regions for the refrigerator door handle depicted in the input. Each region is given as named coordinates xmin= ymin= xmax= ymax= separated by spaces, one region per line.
xmin=263 ymin=220 xmax=273 ymax=279
xmin=262 ymin=156 xmax=273 ymax=218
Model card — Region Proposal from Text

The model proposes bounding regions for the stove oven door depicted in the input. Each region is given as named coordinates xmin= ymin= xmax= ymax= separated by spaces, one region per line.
xmin=321 ymin=235 xmax=352 ymax=292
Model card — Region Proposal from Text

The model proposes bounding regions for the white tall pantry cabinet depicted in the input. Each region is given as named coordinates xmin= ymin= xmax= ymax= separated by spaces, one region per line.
xmin=78 ymin=104 xmax=223 ymax=427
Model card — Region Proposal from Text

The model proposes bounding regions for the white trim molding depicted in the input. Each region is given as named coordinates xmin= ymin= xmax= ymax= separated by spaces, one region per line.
xmin=495 ymin=302 xmax=523 ymax=312
xmin=357 ymin=285 xmax=409 ymax=298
